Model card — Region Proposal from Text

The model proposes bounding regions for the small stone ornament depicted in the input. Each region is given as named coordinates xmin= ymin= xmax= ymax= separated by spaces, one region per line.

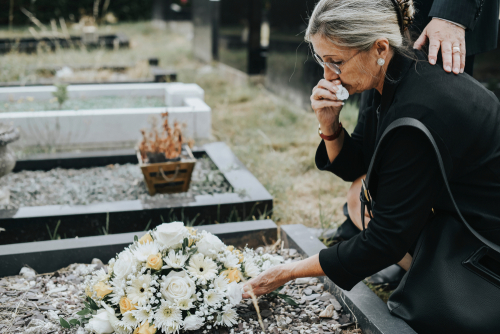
xmin=319 ymin=304 xmax=336 ymax=318
xmin=0 ymin=123 xmax=20 ymax=205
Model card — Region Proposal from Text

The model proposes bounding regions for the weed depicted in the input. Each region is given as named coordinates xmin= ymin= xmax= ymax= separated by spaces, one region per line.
xmin=46 ymin=220 xmax=61 ymax=240
xmin=100 ymin=213 xmax=110 ymax=235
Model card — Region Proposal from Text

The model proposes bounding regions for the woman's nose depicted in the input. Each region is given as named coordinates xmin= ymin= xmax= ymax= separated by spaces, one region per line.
xmin=324 ymin=67 xmax=340 ymax=81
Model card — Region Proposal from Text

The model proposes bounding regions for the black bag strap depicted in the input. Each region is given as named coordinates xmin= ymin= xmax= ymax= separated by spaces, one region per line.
xmin=362 ymin=117 xmax=500 ymax=254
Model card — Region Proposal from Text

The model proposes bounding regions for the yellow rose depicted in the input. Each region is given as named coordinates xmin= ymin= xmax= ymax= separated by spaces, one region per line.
xmin=85 ymin=286 xmax=92 ymax=297
xmin=139 ymin=233 xmax=153 ymax=244
xmin=119 ymin=297 xmax=137 ymax=314
xmin=133 ymin=322 xmax=157 ymax=334
xmin=221 ymin=268 xmax=242 ymax=283
xmin=146 ymin=253 xmax=163 ymax=271
xmin=93 ymin=281 xmax=112 ymax=298
xmin=226 ymin=246 xmax=234 ymax=252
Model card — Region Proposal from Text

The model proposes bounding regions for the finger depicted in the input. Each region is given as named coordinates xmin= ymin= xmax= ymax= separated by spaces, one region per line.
xmin=452 ymin=43 xmax=461 ymax=74
xmin=313 ymin=100 xmax=344 ymax=110
xmin=427 ymin=36 xmax=440 ymax=65
xmin=312 ymin=87 xmax=338 ymax=101
xmin=440 ymin=40 xmax=452 ymax=72
xmin=413 ymin=30 xmax=428 ymax=50
xmin=460 ymin=43 xmax=466 ymax=73
xmin=317 ymin=79 xmax=339 ymax=94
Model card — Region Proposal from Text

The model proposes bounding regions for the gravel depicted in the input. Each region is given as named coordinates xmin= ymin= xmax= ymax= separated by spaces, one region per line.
xmin=0 ymin=249 xmax=362 ymax=334
xmin=0 ymin=156 xmax=234 ymax=210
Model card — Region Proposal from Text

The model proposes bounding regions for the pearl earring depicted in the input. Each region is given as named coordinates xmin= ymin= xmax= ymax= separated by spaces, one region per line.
xmin=377 ymin=58 xmax=385 ymax=66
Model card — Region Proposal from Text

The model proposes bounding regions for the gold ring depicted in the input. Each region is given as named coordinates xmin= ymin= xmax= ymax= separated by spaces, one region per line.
xmin=452 ymin=46 xmax=461 ymax=54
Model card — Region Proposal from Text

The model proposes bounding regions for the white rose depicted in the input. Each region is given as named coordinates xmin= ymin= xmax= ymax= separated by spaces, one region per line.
xmin=154 ymin=222 xmax=188 ymax=248
xmin=87 ymin=309 xmax=113 ymax=334
xmin=269 ymin=255 xmax=284 ymax=266
xmin=226 ymin=282 xmax=243 ymax=305
xmin=161 ymin=270 xmax=196 ymax=303
xmin=113 ymin=250 xmax=135 ymax=280
xmin=183 ymin=315 xmax=205 ymax=330
xmin=243 ymin=260 xmax=260 ymax=278
xmin=261 ymin=260 xmax=272 ymax=271
xmin=197 ymin=233 xmax=225 ymax=257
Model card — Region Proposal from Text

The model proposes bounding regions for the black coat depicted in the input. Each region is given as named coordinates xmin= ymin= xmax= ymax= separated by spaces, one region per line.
xmin=411 ymin=0 xmax=499 ymax=55
xmin=316 ymin=51 xmax=500 ymax=290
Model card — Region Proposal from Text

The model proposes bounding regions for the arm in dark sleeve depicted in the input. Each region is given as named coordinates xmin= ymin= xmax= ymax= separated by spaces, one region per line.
xmin=429 ymin=0 xmax=482 ymax=30
xmin=318 ymin=128 xmax=445 ymax=290
xmin=315 ymin=107 xmax=372 ymax=182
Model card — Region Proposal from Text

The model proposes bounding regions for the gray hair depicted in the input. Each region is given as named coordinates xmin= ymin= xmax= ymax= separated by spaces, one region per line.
xmin=305 ymin=0 xmax=415 ymax=55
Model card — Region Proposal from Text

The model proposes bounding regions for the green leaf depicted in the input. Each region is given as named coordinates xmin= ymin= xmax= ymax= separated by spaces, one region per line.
xmin=183 ymin=238 xmax=189 ymax=249
xmin=87 ymin=297 xmax=99 ymax=310
xmin=69 ymin=319 xmax=81 ymax=326
xmin=59 ymin=317 xmax=71 ymax=329
xmin=188 ymin=247 xmax=198 ymax=255
xmin=274 ymin=286 xmax=284 ymax=292
xmin=279 ymin=294 xmax=298 ymax=306
xmin=77 ymin=309 xmax=91 ymax=316
xmin=134 ymin=235 xmax=139 ymax=242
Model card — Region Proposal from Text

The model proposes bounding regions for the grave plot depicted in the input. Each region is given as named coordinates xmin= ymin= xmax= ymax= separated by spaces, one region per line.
xmin=0 ymin=221 xmax=415 ymax=334
xmin=0 ymin=82 xmax=210 ymax=149
xmin=0 ymin=142 xmax=273 ymax=245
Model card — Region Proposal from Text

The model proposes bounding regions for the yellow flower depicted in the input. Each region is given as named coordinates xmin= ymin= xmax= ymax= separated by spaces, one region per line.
xmin=146 ymin=253 xmax=163 ymax=271
xmin=226 ymin=246 xmax=234 ymax=252
xmin=93 ymin=281 xmax=112 ymax=298
xmin=221 ymin=268 xmax=242 ymax=283
xmin=133 ymin=322 xmax=157 ymax=334
xmin=85 ymin=286 xmax=92 ymax=297
xmin=138 ymin=233 xmax=153 ymax=244
xmin=186 ymin=227 xmax=197 ymax=235
xmin=119 ymin=296 xmax=137 ymax=314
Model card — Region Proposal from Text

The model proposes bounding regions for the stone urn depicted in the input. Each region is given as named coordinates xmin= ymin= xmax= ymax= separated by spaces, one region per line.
xmin=0 ymin=124 xmax=20 ymax=205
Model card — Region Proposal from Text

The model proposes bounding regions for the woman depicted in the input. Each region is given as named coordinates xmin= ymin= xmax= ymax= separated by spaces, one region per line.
xmin=242 ymin=0 xmax=500 ymax=332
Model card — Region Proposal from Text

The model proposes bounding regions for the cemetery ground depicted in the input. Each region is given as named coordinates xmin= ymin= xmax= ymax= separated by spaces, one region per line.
xmin=1 ymin=21 xmax=359 ymax=234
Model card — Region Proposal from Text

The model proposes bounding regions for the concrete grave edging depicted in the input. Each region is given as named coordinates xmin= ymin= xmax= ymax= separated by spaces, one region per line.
xmin=281 ymin=224 xmax=417 ymax=334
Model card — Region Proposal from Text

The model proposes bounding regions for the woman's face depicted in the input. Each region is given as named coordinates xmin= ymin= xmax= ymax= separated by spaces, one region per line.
xmin=310 ymin=35 xmax=386 ymax=95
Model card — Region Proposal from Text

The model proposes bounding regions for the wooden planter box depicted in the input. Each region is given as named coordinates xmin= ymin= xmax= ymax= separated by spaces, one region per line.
xmin=138 ymin=145 xmax=196 ymax=195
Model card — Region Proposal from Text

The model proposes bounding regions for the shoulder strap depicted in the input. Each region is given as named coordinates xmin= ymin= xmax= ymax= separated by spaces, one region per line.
xmin=364 ymin=117 xmax=500 ymax=253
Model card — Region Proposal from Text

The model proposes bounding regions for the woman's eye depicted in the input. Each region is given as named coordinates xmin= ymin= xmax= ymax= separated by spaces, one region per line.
xmin=328 ymin=60 xmax=342 ymax=65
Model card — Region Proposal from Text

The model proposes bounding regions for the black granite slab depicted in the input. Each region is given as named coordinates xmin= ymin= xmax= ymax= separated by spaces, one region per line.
xmin=0 ymin=220 xmax=278 ymax=277
xmin=281 ymin=224 xmax=417 ymax=334
xmin=0 ymin=142 xmax=273 ymax=245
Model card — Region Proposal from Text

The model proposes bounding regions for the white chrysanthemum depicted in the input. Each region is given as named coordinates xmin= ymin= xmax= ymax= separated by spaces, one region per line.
xmin=183 ymin=315 xmax=205 ymax=330
xmin=226 ymin=282 xmax=243 ymax=305
xmin=219 ymin=308 xmax=238 ymax=327
xmin=162 ymin=249 xmax=189 ymax=269
xmin=121 ymin=311 xmax=140 ymax=329
xmin=186 ymin=253 xmax=217 ymax=284
xmin=132 ymin=307 xmax=153 ymax=325
xmin=243 ymin=260 xmax=260 ymax=278
xmin=261 ymin=260 xmax=272 ymax=271
xmin=154 ymin=301 xmax=183 ymax=333
xmin=108 ymin=279 xmax=126 ymax=305
xmin=223 ymin=253 xmax=240 ymax=269
xmin=132 ymin=241 xmax=160 ymax=262
xmin=196 ymin=233 xmax=226 ymax=258
xmin=213 ymin=275 xmax=229 ymax=292
xmin=204 ymin=289 xmax=223 ymax=306
xmin=126 ymin=274 xmax=153 ymax=306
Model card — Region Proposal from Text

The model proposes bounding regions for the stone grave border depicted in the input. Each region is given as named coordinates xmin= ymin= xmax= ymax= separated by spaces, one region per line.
xmin=0 ymin=83 xmax=211 ymax=146
xmin=0 ymin=220 xmax=415 ymax=334
xmin=280 ymin=224 xmax=417 ymax=334
xmin=0 ymin=142 xmax=273 ymax=245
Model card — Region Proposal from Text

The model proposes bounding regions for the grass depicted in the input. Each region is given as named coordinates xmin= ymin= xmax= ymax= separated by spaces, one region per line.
xmin=0 ymin=21 xmax=356 ymax=230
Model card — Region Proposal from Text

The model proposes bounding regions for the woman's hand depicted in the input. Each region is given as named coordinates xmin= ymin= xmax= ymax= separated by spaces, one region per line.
xmin=242 ymin=264 xmax=293 ymax=299
xmin=311 ymin=79 xmax=344 ymax=135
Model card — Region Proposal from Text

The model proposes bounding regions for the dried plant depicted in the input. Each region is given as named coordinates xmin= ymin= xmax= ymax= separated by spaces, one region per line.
xmin=139 ymin=112 xmax=186 ymax=161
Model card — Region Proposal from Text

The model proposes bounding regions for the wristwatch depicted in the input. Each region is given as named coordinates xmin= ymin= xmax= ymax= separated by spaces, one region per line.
xmin=318 ymin=122 xmax=343 ymax=141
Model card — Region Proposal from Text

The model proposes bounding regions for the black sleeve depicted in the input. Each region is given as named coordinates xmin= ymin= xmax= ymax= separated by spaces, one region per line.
xmin=315 ymin=107 xmax=373 ymax=182
xmin=429 ymin=0 xmax=482 ymax=30
xmin=318 ymin=127 xmax=445 ymax=290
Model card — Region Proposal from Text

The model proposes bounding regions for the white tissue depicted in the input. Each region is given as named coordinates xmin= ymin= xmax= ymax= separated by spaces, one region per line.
xmin=336 ymin=84 xmax=349 ymax=101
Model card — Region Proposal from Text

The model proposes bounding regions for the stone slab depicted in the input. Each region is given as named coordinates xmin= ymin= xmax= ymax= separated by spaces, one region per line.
xmin=0 ymin=220 xmax=278 ymax=277
xmin=281 ymin=224 xmax=417 ymax=334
